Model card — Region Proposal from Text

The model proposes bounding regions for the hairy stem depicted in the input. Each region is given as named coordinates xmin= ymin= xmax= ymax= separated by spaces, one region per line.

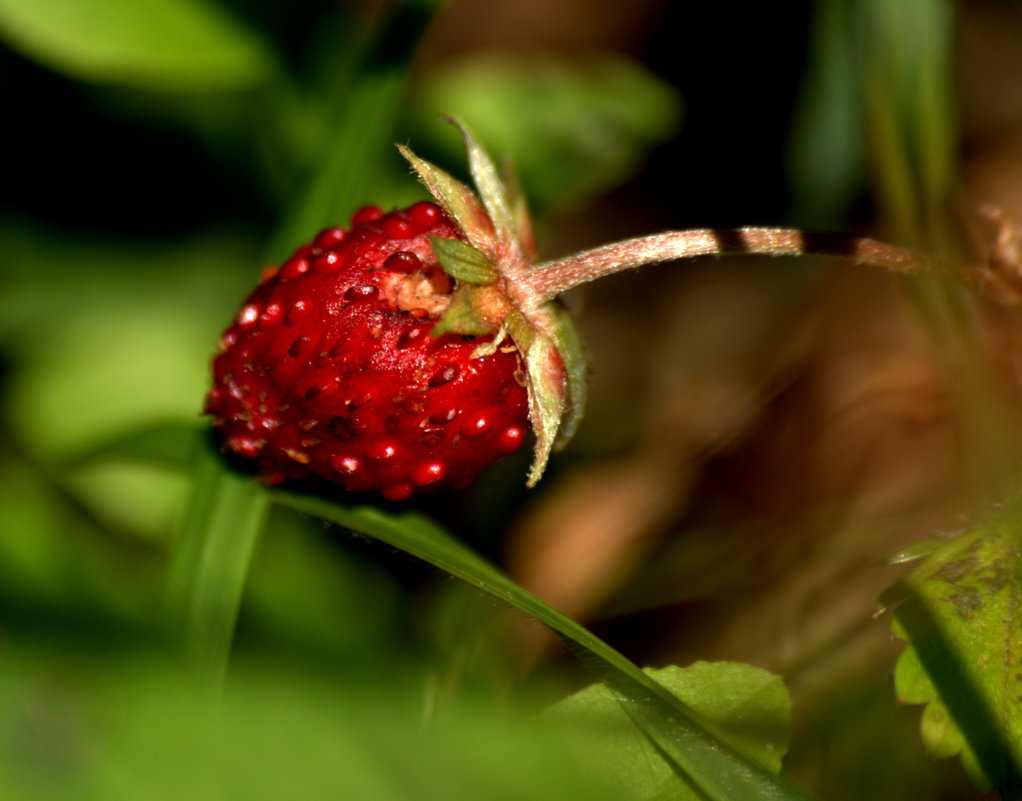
xmin=527 ymin=227 xmax=958 ymax=303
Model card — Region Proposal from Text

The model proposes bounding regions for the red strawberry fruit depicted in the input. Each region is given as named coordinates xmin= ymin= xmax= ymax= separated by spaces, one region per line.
xmin=205 ymin=121 xmax=586 ymax=500
xmin=208 ymin=117 xmax=946 ymax=500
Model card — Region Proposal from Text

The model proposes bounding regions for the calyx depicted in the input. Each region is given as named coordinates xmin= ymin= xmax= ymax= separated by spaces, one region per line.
xmin=399 ymin=119 xmax=1015 ymax=488
xmin=398 ymin=118 xmax=587 ymax=487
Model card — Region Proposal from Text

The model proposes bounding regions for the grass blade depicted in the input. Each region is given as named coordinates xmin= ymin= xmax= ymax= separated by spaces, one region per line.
xmin=266 ymin=0 xmax=445 ymax=262
xmin=70 ymin=420 xmax=206 ymax=470
xmin=272 ymin=490 xmax=819 ymax=801
xmin=163 ymin=445 xmax=269 ymax=690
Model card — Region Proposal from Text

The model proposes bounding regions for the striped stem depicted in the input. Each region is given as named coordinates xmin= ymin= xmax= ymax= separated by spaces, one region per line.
xmin=526 ymin=227 xmax=962 ymax=304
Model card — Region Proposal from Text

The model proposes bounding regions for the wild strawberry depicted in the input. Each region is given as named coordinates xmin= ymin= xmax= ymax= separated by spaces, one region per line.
xmin=206 ymin=119 xmax=590 ymax=500
xmin=208 ymin=116 xmax=949 ymax=500
xmin=206 ymin=205 xmax=529 ymax=500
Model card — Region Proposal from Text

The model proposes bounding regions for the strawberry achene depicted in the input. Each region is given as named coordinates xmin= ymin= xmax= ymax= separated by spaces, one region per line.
xmin=205 ymin=202 xmax=531 ymax=500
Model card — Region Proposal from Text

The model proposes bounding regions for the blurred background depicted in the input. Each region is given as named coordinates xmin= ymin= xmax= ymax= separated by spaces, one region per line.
xmin=4 ymin=0 xmax=1022 ymax=798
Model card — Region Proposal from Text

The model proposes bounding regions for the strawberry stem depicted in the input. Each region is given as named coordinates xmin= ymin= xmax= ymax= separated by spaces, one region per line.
xmin=526 ymin=227 xmax=955 ymax=303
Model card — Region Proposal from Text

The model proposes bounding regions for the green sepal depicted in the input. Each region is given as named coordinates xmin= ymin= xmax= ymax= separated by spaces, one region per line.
xmin=506 ymin=310 xmax=566 ymax=487
xmin=400 ymin=119 xmax=587 ymax=489
xmin=443 ymin=115 xmax=523 ymax=260
xmin=429 ymin=235 xmax=499 ymax=285
xmin=397 ymin=143 xmax=496 ymax=255
xmin=430 ymin=285 xmax=497 ymax=338
xmin=502 ymin=156 xmax=537 ymax=259
xmin=545 ymin=301 xmax=589 ymax=448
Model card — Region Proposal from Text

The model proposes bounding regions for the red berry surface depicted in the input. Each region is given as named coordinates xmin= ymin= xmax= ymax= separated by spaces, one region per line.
xmin=205 ymin=203 xmax=530 ymax=499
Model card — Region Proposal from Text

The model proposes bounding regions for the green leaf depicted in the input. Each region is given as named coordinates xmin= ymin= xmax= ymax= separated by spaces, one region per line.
xmin=0 ymin=446 xmax=166 ymax=613
xmin=785 ymin=0 xmax=866 ymax=226
xmin=415 ymin=52 xmax=681 ymax=213
xmin=271 ymin=490 xmax=817 ymax=801
xmin=1 ymin=225 xmax=259 ymax=542
xmin=788 ymin=0 xmax=955 ymax=237
xmin=60 ymin=423 xmax=207 ymax=541
xmin=550 ymin=663 xmax=792 ymax=800
xmin=886 ymin=511 xmax=1022 ymax=796
xmin=0 ymin=224 xmax=258 ymax=461
xmin=429 ymin=236 xmax=498 ymax=285
xmin=0 ymin=645 xmax=630 ymax=801
xmin=0 ymin=0 xmax=276 ymax=92
xmin=242 ymin=506 xmax=404 ymax=656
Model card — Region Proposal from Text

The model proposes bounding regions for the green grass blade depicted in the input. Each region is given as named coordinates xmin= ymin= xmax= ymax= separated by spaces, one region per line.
xmin=69 ymin=420 xmax=207 ymax=470
xmin=265 ymin=0 xmax=445 ymax=262
xmin=271 ymin=490 xmax=819 ymax=801
xmin=163 ymin=445 xmax=269 ymax=690
xmin=550 ymin=663 xmax=792 ymax=800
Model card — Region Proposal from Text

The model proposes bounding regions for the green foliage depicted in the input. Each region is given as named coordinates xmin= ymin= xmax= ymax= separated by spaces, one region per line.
xmin=279 ymin=468 xmax=807 ymax=801
xmin=263 ymin=0 xmax=446 ymax=262
xmin=788 ymin=0 xmax=955 ymax=235
xmin=412 ymin=52 xmax=682 ymax=214
xmin=0 ymin=226 xmax=254 ymax=459
xmin=2 ymin=0 xmax=1010 ymax=799
xmin=63 ymin=419 xmax=815 ymax=800
xmin=885 ymin=507 xmax=1022 ymax=796
xmin=0 ymin=646 xmax=632 ymax=801
xmin=797 ymin=7 xmax=1021 ymax=794
xmin=550 ymin=663 xmax=792 ymax=800
xmin=0 ymin=0 xmax=277 ymax=92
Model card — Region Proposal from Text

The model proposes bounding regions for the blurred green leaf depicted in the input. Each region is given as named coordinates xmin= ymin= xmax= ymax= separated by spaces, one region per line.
xmin=414 ymin=580 xmax=524 ymax=700
xmin=241 ymin=504 xmax=404 ymax=659
xmin=550 ymin=663 xmax=791 ymax=800
xmin=59 ymin=423 xmax=203 ymax=543
xmin=273 ymin=490 xmax=816 ymax=801
xmin=61 ymin=463 xmax=190 ymax=545
xmin=788 ymin=0 xmax=954 ymax=238
xmin=0 ymin=225 xmax=258 ymax=548
xmin=0 ymin=0 xmax=277 ymax=92
xmin=783 ymin=667 xmax=969 ymax=801
xmin=57 ymin=423 xmax=409 ymax=664
xmin=885 ymin=506 xmax=1022 ymax=796
xmin=413 ymin=52 xmax=681 ymax=214
xmin=0 ymin=226 xmax=255 ymax=459
xmin=786 ymin=0 xmax=865 ymax=226
xmin=0 ymin=646 xmax=630 ymax=801
xmin=859 ymin=0 xmax=955 ymax=246
xmin=0 ymin=447 xmax=166 ymax=621
xmin=70 ymin=422 xmax=206 ymax=471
